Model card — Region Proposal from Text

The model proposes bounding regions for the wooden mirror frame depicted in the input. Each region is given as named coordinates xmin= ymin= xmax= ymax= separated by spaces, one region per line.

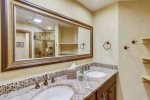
xmin=1 ymin=0 xmax=93 ymax=72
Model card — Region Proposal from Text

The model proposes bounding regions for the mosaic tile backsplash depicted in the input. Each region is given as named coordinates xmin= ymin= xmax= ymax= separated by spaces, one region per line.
xmin=0 ymin=62 xmax=118 ymax=96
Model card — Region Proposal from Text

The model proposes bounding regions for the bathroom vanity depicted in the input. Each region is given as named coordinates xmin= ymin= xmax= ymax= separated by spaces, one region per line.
xmin=0 ymin=63 xmax=118 ymax=100
xmin=85 ymin=75 xmax=116 ymax=100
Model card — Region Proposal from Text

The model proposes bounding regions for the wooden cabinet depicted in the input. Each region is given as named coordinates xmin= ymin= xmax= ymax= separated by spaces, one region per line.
xmin=108 ymin=84 xmax=116 ymax=100
xmin=85 ymin=92 xmax=96 ymax=100
xmin=85 ymin=75 xmax=116 ymax=100
xmin=97 ymin=92 xmax=108 ymax=100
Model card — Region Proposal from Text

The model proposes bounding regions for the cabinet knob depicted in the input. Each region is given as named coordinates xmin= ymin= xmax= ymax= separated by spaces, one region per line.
xmin=102 ymin=93 xmax=107 ymax=100
xmin=51 ymin=77 xmax=55 ymax=83
xmin=103 ymin=97 xmax=106 ymax=100
xmin=109 ymin=90 xmax=112 ymax=93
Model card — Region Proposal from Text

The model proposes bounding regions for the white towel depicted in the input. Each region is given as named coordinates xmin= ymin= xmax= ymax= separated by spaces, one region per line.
xmin=69 ymin=63 xmax=77 ymax=69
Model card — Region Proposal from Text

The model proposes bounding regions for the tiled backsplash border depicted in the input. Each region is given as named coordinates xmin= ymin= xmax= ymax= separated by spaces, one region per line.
xmin=0 ymin=70 xmax=66 ymax=96
xmin=0 ymin=62 xmax=118 ymax=96
xmin=89 ymin=62 xmax=118 ymax=70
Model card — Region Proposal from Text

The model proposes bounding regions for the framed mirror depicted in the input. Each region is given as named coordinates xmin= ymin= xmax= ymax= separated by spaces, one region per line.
xmin=1 ymin=0 xmax=93 ymax=72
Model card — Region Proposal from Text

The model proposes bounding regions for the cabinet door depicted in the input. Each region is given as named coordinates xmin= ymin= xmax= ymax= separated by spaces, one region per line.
xmin=85 ymin=92 xmax=96 ymax=100
xmin=97 ymin=92 xmax=109 ymax=100
xmin=98 ymin=95 xmax=103 ymax=100
xmin=108 ymin=84 xmax=116 ymax=100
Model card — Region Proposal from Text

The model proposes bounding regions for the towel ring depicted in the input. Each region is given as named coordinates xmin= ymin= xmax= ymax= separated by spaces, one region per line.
xmin=80 ymin=43 xmax=85 ymax=49
xmin=103 ymin=41 xmax=111 ymax=50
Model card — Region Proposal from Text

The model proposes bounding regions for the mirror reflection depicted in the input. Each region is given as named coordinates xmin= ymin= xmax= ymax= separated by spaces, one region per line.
xmin=14 ymin=6 xmax=91 ymax=61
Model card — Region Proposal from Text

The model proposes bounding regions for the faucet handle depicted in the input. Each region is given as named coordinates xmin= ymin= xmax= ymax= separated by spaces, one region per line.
xmin=44 ymin=79 xmax=48 ymax=86
xmin=51 ymin=77 xmax=55 ymax=83
xmin=85 ymin=64 xmax=90 ymax=71
xmin=44 ymin=74 xmax=48 ymax=86
xmin=35 ymin=83 xmax=40 ymax=89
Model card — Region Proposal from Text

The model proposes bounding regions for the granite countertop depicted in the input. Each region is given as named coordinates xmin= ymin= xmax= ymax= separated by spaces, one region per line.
xmin=0 ymin=66 xmax=118 ymax=100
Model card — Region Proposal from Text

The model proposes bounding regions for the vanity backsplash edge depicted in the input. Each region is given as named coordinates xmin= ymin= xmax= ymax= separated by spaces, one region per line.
xmin=0 ymin=62 xmax=118 ymax=96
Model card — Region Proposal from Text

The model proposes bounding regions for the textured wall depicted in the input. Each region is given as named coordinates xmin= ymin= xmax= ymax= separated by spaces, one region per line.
xmin=93 ymin=3 xmax=118 ymax=65
xmin=94 ymin=1 xmax=150 ymax=100
xmin=118 ymin=1 xmax=150 ymax=100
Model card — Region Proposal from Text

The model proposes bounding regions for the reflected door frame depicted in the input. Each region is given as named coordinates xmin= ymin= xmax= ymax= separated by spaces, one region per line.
xmin=15 ymin=29 xmax=32 ymax=60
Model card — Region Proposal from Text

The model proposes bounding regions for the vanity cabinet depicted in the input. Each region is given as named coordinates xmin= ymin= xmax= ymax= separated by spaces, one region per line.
xmin=97 ymin=83 xmax=116 ymax=100
xmin=85 ymin=75 xmax=116 ymax=100
xmin=108 ymin=83 xmax=116 ymax=100
xmin=85 ymin=92 xmax=97 ymax=100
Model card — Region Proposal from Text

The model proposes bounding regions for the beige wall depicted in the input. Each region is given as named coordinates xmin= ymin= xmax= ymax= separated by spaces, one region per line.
xmin=94 ymin=1 xmax=150 ymax=100
xmin=0 ymin=0 xmax=93 ymax=81
xmin=93 ymin=3 xmax=119 ymax=65
xmin=118 ymin=1 xmax=150 ymax=100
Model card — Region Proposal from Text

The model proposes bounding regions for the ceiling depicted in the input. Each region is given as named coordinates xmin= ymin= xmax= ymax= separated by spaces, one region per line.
xmin=16 ymin=7 xmax=74 ymax=31
xmin=76 ymin=0 xmax=118 ymax=12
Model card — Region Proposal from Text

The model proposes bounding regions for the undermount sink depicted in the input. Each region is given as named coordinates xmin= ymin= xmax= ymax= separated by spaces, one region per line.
xmin=32 ymin=85 xmax=74 ymax=100
xmin=85 ymin=70 xmax=106 ymax=78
